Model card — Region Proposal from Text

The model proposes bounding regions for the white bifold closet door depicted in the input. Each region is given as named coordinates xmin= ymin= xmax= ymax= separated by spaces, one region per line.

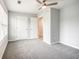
xmin=16 ymin=17 xmax=29 ymax=39
xmin=16 ymin=16 xmax=37 ymax=40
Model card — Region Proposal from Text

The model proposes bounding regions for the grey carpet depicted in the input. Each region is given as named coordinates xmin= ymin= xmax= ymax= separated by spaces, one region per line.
xmin=2 ymin=39 xmax=79 ymax=59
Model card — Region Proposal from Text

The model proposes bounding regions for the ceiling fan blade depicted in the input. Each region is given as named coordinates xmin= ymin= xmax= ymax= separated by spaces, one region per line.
xmin=36 ymin=0 xmax=42 ymax=4
xmin=43 ymin=0 xmax=46 ymax=2
xmin=46 ymin=2 xmax=58 ymax=6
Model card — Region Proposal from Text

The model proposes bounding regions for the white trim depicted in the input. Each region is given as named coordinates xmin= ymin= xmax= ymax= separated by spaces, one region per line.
xmin=51 ymin=41 xmax=60 ymax=45
xmin=8 ymin=38 xmax=38 ymax=42
xmin=43 ymin=41 xmax=51 ymax=45
xmin=60 ymin=41 xmax=79 ymax=49
xmin=43 ymin=40 xmax=51 ymax=45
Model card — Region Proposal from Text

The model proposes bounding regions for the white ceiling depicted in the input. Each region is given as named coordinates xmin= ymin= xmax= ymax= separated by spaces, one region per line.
xmin=3 ymin=0 xmax=64 ymax=14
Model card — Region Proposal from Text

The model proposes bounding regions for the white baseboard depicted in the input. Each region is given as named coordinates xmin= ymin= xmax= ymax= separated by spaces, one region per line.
xmin=43 ymin=40 xmax=51 ymax=45
xmin=51 ymin=41 xmax=60 ymax=45
xmin=60 ymin=41 xmax=79 ymax=49
xmin=8 ymin=38 xmax=38 ymax=42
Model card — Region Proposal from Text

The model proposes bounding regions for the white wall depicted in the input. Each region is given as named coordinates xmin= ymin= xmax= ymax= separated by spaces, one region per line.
xmin=0 ymin=0 xmax=8 ymax=59
xmin=9 ymin=12 xmax=37 ymax=41
xmin=51 ymin=8 xmax=60 ymax=44
xmin=0 ymin=0 xmax=8 ymax=14
xmin=60 ymin=0 xmax=79 ymax=49
xmin=38 ymin=8 xmax=60 ymax=45
xmin=30 ymin=17 xmax=38 ymax=39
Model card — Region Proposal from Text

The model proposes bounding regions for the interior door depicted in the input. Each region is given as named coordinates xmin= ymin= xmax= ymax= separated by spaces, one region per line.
xmin=16 ymin=16 xmax=29 ymax=39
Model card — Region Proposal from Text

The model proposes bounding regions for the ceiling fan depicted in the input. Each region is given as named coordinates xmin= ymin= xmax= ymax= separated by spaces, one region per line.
xmin=36 ymin=0 xmax=58 ymax=10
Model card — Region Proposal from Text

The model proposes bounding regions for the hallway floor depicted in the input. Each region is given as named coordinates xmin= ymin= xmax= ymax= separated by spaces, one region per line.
xmin=2 ymin=39 xmax=79 ymax=59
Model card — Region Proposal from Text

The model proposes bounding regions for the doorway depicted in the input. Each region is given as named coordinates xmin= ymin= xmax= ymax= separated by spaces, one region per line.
xmin=37 ymin=16 xmax=43 ymax=40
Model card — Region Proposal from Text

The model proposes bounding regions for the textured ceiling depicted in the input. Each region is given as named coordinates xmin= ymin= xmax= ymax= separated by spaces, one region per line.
xmin=3 ymin=0 xmax=64 ymax=14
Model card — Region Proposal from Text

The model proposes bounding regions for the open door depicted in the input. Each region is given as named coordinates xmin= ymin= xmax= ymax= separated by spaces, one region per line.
xmin=37 ymin=16 xmax=43 ymax=40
